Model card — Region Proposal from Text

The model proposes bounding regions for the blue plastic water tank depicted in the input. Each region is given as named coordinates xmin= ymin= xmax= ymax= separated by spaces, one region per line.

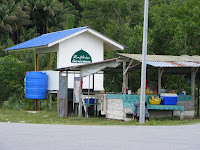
xmin=25 ymin=72 xmax=48 ymax=99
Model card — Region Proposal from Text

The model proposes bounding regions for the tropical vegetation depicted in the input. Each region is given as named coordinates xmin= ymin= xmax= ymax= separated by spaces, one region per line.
xmin=0 ymin=0 xmax=200 ymax=109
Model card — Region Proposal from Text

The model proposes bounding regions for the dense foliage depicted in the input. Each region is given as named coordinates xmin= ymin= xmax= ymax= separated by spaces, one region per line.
xmin=1 ymin=0 xmax=200 ymax=106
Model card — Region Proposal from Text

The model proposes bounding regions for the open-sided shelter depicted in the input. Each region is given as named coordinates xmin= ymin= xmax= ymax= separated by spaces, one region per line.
xmin=5 ymin=26 xmax=125 ymax=112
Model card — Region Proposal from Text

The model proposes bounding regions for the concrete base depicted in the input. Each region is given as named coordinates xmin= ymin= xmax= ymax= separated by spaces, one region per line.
xmin=173 ymin=110 xmax=195 ymax=119
xmin=149 ymin=110 xmax=173 ymax=118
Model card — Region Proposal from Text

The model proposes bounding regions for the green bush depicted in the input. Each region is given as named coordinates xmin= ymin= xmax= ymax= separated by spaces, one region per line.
xmin=0 ymin=55 xmax=27 ymax=105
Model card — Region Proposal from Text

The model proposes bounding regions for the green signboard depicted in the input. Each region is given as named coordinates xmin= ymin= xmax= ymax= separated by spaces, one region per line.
xmin=71 ymin=49 xmax=92 ymax=63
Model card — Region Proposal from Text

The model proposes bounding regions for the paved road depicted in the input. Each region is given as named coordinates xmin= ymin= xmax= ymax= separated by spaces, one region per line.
xmin=0 ymin=122 xmax=200 ymax=150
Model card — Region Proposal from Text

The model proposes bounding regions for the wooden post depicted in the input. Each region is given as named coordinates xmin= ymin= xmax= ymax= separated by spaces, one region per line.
xmin=57 ymin=90 xmax=59 ymax=113
xmin=48 ymin=53 xmax=51 ymax=70
xmin=158 ymin=68 xmax=164 ymax=95
xmin=49 ymin=93 xmax=52 ymax=110
xmin=35 ymin=54 xmax=38 ymax=71
xmin=123 ymin=61 xmax=127 ymax=94
xmin=191 ymin=68 xmax=197 ymax=111
xmin=75 ymin=103 xmax=78 ymax=116
xmin=126 ymin=72 xmax=128 ymax=93
xmin=58 ymin=71 xmax=68 ymax=117
xmin=79 ymin=77 xmax=83 ymax=117
xmin=79 ymin=95 xmax=82 ymax=117
xmin=85 ymin=75 xmax=90 ymax=118
xmin=34 ymin=100 xmax=38 ymax=111
xmin=65 ymin=71 xmax=68 ymax=117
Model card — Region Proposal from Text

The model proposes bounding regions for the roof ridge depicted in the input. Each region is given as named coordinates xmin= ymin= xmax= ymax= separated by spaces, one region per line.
xmin=41 ymin=26 xmax=89 ymax=36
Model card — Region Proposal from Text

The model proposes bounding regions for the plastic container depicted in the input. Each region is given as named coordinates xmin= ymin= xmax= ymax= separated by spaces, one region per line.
xmin=25 ymin=72 xmax=48 ymax=99
xmin=85 ymin=97 xmax=95 ymax=104
xmin=149 ymin=96 xmax=161 ymax=105
xmin=177 ymin=93 xmax=184 ymax=95
xmin=146 ymin=87 xmax=150 ymax=95
xmin=160 ymin=93 xmax=177 ymax=105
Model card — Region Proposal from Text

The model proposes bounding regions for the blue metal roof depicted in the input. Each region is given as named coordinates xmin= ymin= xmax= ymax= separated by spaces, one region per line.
xmin=6 ymin=26 xmax=89 ymax=51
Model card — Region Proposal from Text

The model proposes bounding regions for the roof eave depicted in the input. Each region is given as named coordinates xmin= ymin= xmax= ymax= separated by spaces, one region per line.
xmin=5 ymin=45 xmax=48 ymax=52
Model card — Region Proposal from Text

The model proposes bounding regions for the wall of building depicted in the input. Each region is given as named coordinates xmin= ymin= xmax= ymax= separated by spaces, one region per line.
xmin=58 ymin=32 xmax=104 ymax=90
xmin=58 ymin=32 xmax=104 ymax=68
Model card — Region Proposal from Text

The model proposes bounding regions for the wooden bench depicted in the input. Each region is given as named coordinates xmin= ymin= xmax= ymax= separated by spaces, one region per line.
xmin=107 ymin=94 xmax=184 ymax=120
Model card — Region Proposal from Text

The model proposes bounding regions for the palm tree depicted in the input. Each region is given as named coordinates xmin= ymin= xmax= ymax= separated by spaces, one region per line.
xmin=0 ymin=0 xmax=18 ymax=45
xmin=49 ymin=5 xmax=69 ymax=32
xmin=40 ymin=0 xmax=62 ymax=33
xmin=13 ymin=2 xmax=32 ymax=43
xmin=23 ymin=0 xmax=40 ymax=34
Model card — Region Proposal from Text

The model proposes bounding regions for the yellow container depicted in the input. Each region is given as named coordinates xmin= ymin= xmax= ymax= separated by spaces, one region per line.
xmin=146 ymin=88 xmax=150 ymax=95
xmin=149 ymin=96 xmax=161 ymax=105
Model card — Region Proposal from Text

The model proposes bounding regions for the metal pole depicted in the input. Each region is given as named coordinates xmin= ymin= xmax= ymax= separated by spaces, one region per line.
xmin=139 ymin=0 xmax=149 ymax=124
xmin=197 ymin=80 xmax=199 ymax=117
xmin=123 ymin=61 xmax=127 ymax=94
xmin=65 ymin=71 xmax=68 ymax=117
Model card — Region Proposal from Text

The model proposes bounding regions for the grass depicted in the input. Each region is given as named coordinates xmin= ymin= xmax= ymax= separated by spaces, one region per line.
xmin=1 ymin=109 xmax=200 ymax=126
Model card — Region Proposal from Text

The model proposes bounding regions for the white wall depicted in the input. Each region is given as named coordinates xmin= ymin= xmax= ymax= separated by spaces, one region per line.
xmin=43 ymin=70 xmax=59 ymax=91
xmin=57 ymin=32 xmax=104 ymax=91
xmin=66 ymin=71 xmax=103 ymax=90
xmin=57 ymin=32 xmax=104 ymax=68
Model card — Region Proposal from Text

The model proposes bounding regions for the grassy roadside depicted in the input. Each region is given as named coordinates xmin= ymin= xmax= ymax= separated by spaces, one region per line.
xmin=0 ymin=109 xmax=200 ymax=126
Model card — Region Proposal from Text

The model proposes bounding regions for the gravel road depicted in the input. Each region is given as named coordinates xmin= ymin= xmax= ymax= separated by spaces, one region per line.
xmin=0 ymin=122 xmax=200 ymax=150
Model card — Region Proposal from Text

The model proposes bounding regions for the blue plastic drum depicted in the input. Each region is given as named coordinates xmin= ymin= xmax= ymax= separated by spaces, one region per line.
xmin=25 ymin=72 xmax=48 ymax=99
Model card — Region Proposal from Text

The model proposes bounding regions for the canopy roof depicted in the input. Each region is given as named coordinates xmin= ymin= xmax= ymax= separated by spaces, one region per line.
xmin=55 ymin=58 xmax=121 ymax=77
xmin=55 ymin=53 xmax=200 ymax=76
xmin=119 ymin=53 xmax=200 ymax=68
xmin=5 ymin=26 xmax=125 ymax=51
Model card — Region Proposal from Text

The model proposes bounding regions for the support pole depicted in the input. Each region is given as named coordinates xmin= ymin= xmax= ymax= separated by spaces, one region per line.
xmin=191 ymin=68 xmax=195 ymax=101
xmin=48 ymin=53 xmax=51 ymax=70
xmin=65 ymin=71 xmax=68 ymax=117
xmin=58 ymin=71 xmax=68 ymax=117
xmin=126 ymin=72 xmax=128 ymax=93
xmin=34 ymin=100 xmax=38 ymax=111
xmin=35 ymin=54 xmax=38 ymax=71
xmin=197 ymin=80 xmax=199 ymax=117
xmin=139 ymin=0 xmax=149 ymax=124
xmin=158 ymin=68 xmax=164 ymax=95
xmin=79 ymin=78 xmax=83 ymax=117
xmin=85 ymin=76 xmax=90 ymax=118
xmin=57 ymin=90 xmax=59 ymax=113
xmin=191 ymin=68 xmax=196 ymax=114
xmin=49 ymin=93 xmax=52 ymax=110
xmin=123 ymin=61 xmax=127 ymax=94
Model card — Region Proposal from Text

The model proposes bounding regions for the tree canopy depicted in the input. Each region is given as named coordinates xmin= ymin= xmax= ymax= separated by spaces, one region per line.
xmin=1 ymin=0 xmax=200 ymax=102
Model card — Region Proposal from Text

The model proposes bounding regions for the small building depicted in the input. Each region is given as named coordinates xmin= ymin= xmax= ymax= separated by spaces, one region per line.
xmin=6 ymin=26 xmax=124 ymax=112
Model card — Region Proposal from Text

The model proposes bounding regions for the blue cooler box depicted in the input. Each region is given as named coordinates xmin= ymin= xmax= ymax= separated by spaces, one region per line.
xmin=85 ymin=97 xmax=95 ymax=104
xmin=160 ymin=93 xmax=177 ymax=105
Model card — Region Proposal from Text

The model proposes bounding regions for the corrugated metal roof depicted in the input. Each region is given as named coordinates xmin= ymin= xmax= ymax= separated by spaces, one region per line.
xmin=6 ymin=26 xmax=88 ymax=50
xmin=147 ymin=62 xmax=200 ymax=67
xmin=119 ymin=53 xmax=200 ymax=62
xmin=119 ymin=53 xmax=200 ymax=68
